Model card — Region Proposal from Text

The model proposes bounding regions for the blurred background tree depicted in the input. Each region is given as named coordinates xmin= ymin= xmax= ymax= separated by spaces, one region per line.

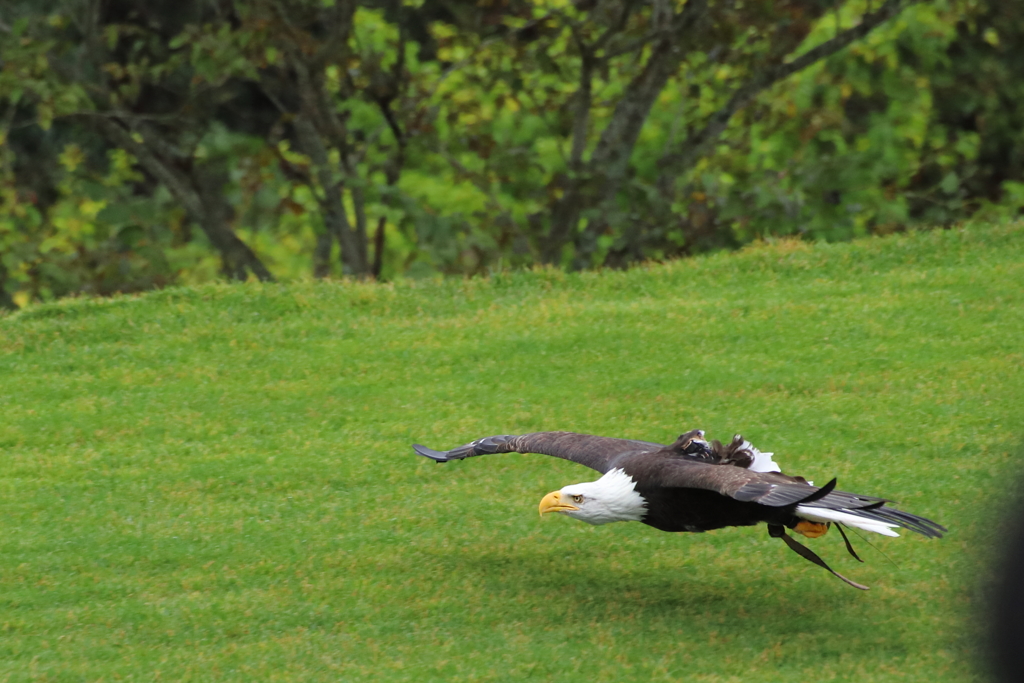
xmin=1 ymin=0 xmax=1020 ymax=307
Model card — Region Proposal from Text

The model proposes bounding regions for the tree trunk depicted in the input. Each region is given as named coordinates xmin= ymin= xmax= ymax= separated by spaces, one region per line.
xmin=0 ymin=260 xmax=17 ymax=311
xmin=191 ymin=163 xmax=274 ymax=281
xmin=313 ymin=231 xmax=333 ymax=278
xmin=371 ymin=215 xmax=386 ymax=279
xmin=293 ymin=116 xmax=371 ymax=277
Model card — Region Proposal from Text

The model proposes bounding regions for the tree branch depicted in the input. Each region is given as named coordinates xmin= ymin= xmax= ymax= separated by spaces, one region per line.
xmin=564 ymin=1 xmax=636 ymax=169
xmin=90 ymin=115 xmax=274 ymax=281
xmin=569 ymin=55 xmax=594 ymax=169
xmin=540 ymin=0 xmax=711 ymax=263
xmin=592 ymin=0 xmax=637 ymax=53
xmin=292 ymin=115 xmax=369 ymax=275
xmin=659 ymin=0 xmax=916 ymax=176
xmin=588 ymin=0 xmax=709 ymax=176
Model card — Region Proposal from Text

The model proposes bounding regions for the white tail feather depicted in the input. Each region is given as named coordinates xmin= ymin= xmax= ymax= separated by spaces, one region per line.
xmin=795 ymin=505 xmax=900 ymax=537
xmin=737 ymin=436 xmax=899 ymax=537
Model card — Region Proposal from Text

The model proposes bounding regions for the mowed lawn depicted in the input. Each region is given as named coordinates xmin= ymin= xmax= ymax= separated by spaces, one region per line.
xmin=1 ymin=222 xmax=1022 ymax=682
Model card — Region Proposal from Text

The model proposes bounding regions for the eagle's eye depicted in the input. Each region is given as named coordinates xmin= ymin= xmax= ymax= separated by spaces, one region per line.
xmin=572 ymin=494 xmax=584 ymax=504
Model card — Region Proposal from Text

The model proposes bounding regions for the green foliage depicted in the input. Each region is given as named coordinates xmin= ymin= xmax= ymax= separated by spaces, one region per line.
xmin=0 ymin=140 xmax=185 ymax=303
xmin=2 ymin=0 xmax=1023 ymax=306
xmin=693 ymin=1 xmax=976 ymax=242
xmin=2 ymin=222 xmax=1021 ymax=679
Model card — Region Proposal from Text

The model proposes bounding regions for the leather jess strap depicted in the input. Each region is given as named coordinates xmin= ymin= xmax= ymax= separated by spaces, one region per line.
xmin=768 ymin=524 xmax=870 ymax=590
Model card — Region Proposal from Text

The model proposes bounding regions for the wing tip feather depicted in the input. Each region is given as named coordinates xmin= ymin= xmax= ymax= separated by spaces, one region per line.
xmin=412 ymin=443 xmax=451 ymax=462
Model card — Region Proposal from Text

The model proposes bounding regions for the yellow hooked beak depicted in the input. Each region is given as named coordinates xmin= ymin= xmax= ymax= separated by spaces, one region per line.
xmin=538 ymin=491 xmax=579 ymax=516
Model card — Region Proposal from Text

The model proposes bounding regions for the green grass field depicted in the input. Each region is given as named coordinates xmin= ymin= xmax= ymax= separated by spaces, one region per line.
xmin=2 ymin=222 xmax=1022 ymax=681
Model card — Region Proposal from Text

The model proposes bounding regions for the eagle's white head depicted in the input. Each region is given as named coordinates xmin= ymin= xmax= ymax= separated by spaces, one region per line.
xmin=538 ymin=468 xmax=647 ymax=525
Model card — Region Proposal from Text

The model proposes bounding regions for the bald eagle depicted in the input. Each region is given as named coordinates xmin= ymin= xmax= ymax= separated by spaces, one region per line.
xmin=413 ymin=430 xmax=945 ymax=590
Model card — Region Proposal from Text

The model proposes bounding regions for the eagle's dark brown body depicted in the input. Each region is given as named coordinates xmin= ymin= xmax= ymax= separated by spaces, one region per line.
xmin=616 ymin=453 xmax=793 ymax=532
xmin=639 ymin=479 xmax=790 ymax=532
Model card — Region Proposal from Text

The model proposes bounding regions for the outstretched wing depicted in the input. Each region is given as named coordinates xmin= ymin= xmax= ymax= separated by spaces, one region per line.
xmin=413 ymin=431 xmax=668 ymax=474
xmin=636 ymin=455 xmax=822 ymax=505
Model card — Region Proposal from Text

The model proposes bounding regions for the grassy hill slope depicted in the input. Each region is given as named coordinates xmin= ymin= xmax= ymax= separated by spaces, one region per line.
xmin=2 ymin=222 xmax=1022 ymax=682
